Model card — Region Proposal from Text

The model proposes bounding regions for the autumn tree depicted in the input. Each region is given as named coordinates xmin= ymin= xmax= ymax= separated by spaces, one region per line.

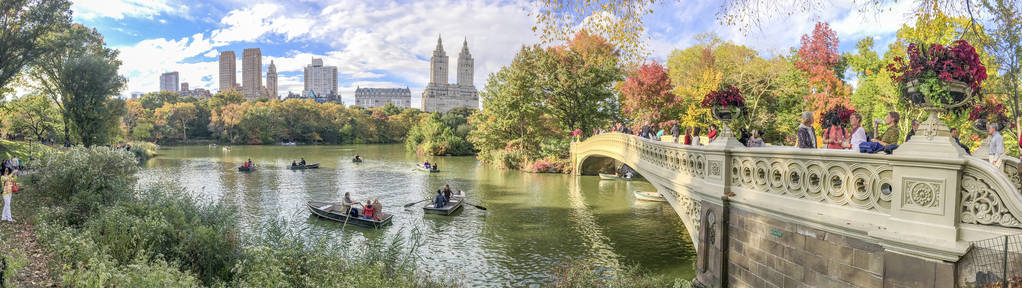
xmin=154 ymin=102 xmax=198 ymax=141
xmin=530 ymin=0 xmax=658 ymax=62
xmin=620 ymin=61 xmax=679 ymax=131
xmin=795 ymin=22 xmax=852 ymax=118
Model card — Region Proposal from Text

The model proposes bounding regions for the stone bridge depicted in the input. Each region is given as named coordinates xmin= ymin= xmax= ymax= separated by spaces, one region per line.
xmin=571 ymin=122 xmax=1022 ymax=288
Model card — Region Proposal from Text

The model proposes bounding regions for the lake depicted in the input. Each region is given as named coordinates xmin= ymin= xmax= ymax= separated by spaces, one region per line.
xmin=138 ymin=144 xmax=694 ymax=287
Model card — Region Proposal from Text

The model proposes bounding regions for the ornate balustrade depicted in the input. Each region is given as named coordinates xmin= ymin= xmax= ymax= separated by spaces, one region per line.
xmin=572 ymin=131 xmax=1022 ymax=261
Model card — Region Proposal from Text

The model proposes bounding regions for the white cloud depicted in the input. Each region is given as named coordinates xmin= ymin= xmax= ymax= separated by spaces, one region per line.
xmin=72 ymin=0 xmax=180 ymax=20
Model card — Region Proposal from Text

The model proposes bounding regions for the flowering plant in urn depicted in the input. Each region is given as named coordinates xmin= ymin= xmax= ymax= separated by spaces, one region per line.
xmin=888 ymin=40 xmax=987 ymax=109
xmin=701 ymin=85 xmax=745 ymax=121
xmin=968 ymin=99 xmax=1009 ymax=132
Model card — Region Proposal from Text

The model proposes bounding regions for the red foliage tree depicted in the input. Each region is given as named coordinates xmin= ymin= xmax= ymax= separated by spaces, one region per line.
xmin=620 ymin=60 xmax=680 ymax=131
xmin=796 ymin=22 xmax=852 ymax=117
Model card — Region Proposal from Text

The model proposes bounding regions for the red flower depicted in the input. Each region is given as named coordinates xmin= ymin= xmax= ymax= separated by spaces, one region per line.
xmin=701 ymin=85 xmax=746 ymax=109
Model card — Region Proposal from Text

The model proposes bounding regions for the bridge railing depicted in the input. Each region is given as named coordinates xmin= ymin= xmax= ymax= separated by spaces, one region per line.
xmin=572 ymin=131 xmax=1022 ymax=261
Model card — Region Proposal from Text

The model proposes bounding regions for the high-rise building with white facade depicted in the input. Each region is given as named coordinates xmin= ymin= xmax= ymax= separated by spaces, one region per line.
xmin=266 ymin=60 xmax=277 ymax=99
xmin=160 ymin=72 xmax=179 ymax=92
xmin=355 ymin=87 xmax=411 ymax=108
xmin=180 ymin=82 xmax=189 ymax=92
xmin=421 ymin=36 xmax=478 ymax=112
xmin=218 ymin=51 xmax=236 ymax=92
xmin=303 ymin=58 xmax=338 ymax=99
xmin=242 ymin=48 xmax=262 ymax=100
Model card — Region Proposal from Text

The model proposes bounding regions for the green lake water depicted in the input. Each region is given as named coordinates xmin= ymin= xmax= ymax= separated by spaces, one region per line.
xmin=138 ymin=144 xmax=695 ymax=287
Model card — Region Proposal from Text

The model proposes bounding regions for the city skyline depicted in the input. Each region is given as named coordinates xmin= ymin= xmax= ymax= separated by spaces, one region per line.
xmin=72 ymin=0 xmax=920 ymax=106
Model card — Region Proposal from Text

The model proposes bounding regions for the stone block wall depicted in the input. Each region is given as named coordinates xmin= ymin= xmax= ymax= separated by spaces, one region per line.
xmin=723 ymin=206 xmax=954 ymax=288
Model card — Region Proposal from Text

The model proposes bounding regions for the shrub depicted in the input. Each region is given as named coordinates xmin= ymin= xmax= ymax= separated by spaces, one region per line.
xmin=127 ymin=141 xmax=159 ymax=161
xmin=83 ymin=185 xmax=242 ymax=284
xmin=34 ymin=146 xmax=139 ymax=224
xmin=549 ymin=259 xmax=691 ymax=288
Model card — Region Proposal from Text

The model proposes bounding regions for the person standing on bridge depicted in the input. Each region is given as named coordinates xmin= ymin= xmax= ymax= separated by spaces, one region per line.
xmin=988 ymin=123 xmax=1004 ymax=166
xmin=708 ymin=124 xmax=719 ymax=143
xmin=671 ymin=124 xmax=680 ymax=143
xmin=747 ymin=130 xmax=765 ymax=147
xmin=849 ymin=113 xmax=867 ymax=152
xmin=796 ymin=111 xmax=817 ymax=149
xmin=823 ymin=114 xmax=848 ymax=149
xmin=692 ymin=127 xmax=703 ymax=146
xmin=683 ymin=127 xmax=693 ymax=145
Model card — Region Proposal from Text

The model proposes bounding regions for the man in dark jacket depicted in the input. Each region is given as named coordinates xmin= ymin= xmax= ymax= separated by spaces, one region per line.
xmin=671 ymin=124 xmax=680 ymax=143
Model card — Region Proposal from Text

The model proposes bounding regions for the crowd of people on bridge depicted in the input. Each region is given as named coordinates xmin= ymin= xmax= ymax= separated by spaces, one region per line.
xmin=587 ymin=109 xmax=1010 ymax=167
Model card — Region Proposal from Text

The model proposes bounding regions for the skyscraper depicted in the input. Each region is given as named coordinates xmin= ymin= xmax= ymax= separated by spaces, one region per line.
xmin=421 ymin=36 xmax=478 ymax=112
xmin=266 ymin=60 xmax=277 ymax=99
xmin=242 ymin=48 xmax=262 ymax=100
xmin=160 ymin=72 xmax=179 ymax=92
xmin=180 ymin=82 xmax=189 ymax=92
xmin=218 ymin=51 xmax=236 ymax=92
xmin=302 ymin=58 xmax=338 ymax=99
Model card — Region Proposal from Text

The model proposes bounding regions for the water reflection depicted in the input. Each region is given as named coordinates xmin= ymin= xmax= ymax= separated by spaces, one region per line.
xmin=138 ymin=144 xmax=694 ymax=287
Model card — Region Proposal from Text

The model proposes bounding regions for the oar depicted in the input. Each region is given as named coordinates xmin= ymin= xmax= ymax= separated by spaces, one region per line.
xmin=403 ymin=199 xmax=431 ymax=208
xmin=463 ymin=202 xmax=487 ymax=211
xmin=341 ymin=204 xmax=353 ymax=231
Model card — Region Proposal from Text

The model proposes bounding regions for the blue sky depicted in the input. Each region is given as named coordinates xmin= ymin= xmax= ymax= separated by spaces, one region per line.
xmin=70 ymin=0 xmax=919 ymax=107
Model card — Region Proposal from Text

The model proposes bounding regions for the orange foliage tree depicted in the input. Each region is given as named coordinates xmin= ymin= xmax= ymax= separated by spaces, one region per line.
xmin=795 ymin=22 xmax=852 ymax=118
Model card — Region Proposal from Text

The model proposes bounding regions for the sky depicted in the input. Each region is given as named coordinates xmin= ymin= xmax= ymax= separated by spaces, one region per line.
xmin=69 ymin=0 xmax=920 ymax=107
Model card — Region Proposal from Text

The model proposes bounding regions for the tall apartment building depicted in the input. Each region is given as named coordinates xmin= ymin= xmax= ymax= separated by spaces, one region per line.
xmin=218 ymin=51 xmax=236 ymax=92
xmin=242 ymin=48 xmax=262 ymax=100
xmin=421 ymin=36 xmax=478 ymax=112
xmin=180 ymin=82 xmax=189 ymax=92
xmin=355 ymin=87 xmax=411 ymax=108
xmin=303 ymin=58 xmax=338 ymax=99
xmin=266 ymin=60 xmax=277 ymax=99
xmin=159 ymin=72 xmax=179 ymax=92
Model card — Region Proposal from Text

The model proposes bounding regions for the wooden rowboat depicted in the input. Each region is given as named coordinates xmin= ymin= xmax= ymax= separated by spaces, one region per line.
xmin=238 ymin=165 xmax=253 ymax=172
xmin=416 ymin=165 xmax=439 ymax=173
xmin=634 ymin=191 xmax=667 ymax=202
xmin=352 ymin=158 xmax=363 ymax=163
xmin=598 ymin=173 xmax=632 ymax=181
xmin=289 ymin=163 xmax=320 ymax=170
xmin=423 ymin=198 xmax=463 ymax=216
xmin=307 ymin=201 xmax=393 ymax=229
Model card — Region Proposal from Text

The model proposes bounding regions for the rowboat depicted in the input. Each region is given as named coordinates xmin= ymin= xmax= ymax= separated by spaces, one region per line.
xmin=416 ymin=165 xmax=439 ymax=173
xmin=281 ymin=142 xmax=296 ymax=146
xmin=423 ymin=198 xmax=463 ymax=216
xmin=307 ymin=201 xmax=393 ymax=229
xmin=598 ymin=173 xmax=632 ymax=181
xmin=238 ymin=165 xmax=253 ymax=172
xmin=289 ymin=163 xmax=320 ymax=170
xmin=634 ymin=191 xmax=667 ymax=202
xmin=352 ymin=158 xmax=363 ymax=163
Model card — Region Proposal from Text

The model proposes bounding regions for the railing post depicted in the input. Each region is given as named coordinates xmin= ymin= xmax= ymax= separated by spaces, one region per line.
xmin=1003 ymin=235 xmax=1009 ymax=287
xmin=872 ymin=111 xmax=970 ymax=261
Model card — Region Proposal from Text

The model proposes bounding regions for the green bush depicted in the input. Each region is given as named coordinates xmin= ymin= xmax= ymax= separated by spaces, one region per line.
xmin=549 ymin=259 xmax=691 ymax=288
xmin=127 ymin=141 xmax=159 ymax=161
xmin=34 ymin=217 xmax=202 ymax=288
xmin=34 ymin=146 xmax=139 ymax=225
xmin=231 ymin=221 xmax=452 ymax=288
xmin=406 ymin=112 xmax=475 ymax=156
xmin=82 ymin=185 xmax=241 ymax=284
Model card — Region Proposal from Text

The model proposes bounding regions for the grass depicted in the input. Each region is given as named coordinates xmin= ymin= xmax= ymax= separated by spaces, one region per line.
xmin=0 ymin=140 xmax=60 ymax=161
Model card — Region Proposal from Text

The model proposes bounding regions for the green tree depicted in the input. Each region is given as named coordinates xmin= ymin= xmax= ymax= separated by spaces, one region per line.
xmin=139 ymin=91 xmax=180 ymax=110
xmin=4 ymin=94 xmax=60 ymax=141
xmin=539 ymin=30 xmax=623 ymax=135
xmin=0 ymin=0 xmax=71 ymax=93
xmin=530 ymin=0 xmax=657 ymax=62
xmin=468 ymin=45 xmax=559 ymax=168
xmin=31 ymin=24 xmax=123 ymax=146
xmin=57 ymin=53 xmax=127 ymax=146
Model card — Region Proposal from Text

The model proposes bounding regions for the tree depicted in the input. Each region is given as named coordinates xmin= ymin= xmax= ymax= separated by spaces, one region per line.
xmin=154 ymin=102 xmax=198 ymax=141
xmin=538 ymin=30 xmax=623 ymax=135
xmin=796 ymin=22 xmax=852 ymax=118
xmin=208 ymin=89 xmax=245 ymax=110
xmin=139 ymin=91 xmax=180 ymax=110
xmin=58 ymin=53 xmax=126 ymax=146
xmin=30 ymin=24 xmax=122 ymax=146
xmin=4 ymin=94 xmax=60 ymax=141
xmin=530 ymin=0 xmax=658 ymax=62
xmin=0 ymin=0 xmax=71 ymax=93
xmin=620 ymin=60 xmax=680 ymax=131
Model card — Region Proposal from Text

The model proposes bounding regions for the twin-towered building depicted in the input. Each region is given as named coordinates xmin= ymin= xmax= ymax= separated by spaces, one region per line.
xmin=420 ymin=36 xmax=478 ymax=112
